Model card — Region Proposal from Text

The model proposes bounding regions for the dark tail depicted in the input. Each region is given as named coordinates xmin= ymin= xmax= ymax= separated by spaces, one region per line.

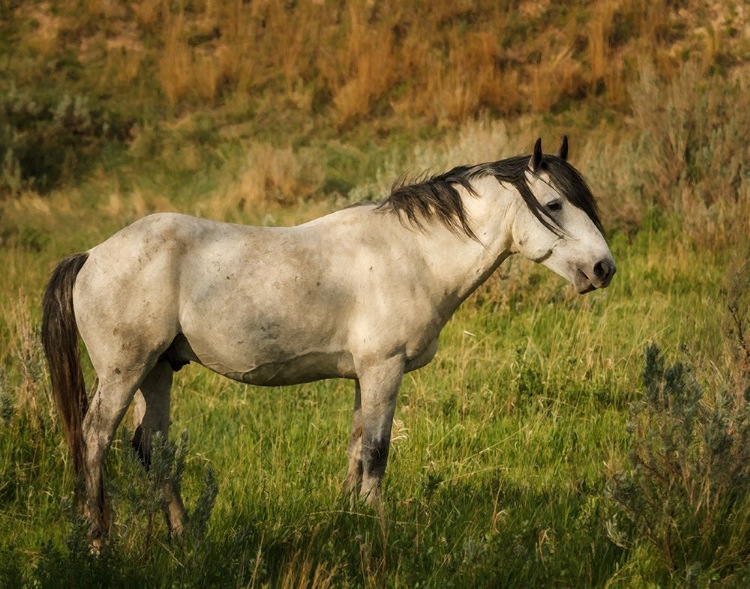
xmin=41 ymin=252 xmax=90 ymax=477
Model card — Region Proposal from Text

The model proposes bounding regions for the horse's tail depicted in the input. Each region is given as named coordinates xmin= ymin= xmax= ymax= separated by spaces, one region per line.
xmin=41 ymin=252 xmax=90 ymax=478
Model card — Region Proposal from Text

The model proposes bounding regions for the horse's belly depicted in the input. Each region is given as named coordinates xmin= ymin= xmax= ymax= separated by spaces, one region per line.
xmin=204 ymin=350 xmax=357 ymax=386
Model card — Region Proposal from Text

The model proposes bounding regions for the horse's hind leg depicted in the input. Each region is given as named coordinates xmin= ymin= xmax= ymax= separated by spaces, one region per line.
xmin=82 ymin=372 xmax=145 ymax=546
xmin=132 ymin=360 xmax=187 ymax=536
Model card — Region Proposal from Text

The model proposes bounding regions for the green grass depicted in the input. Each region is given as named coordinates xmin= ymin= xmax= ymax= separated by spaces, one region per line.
xmin=1 ymin=187 xmax=746 ymax=587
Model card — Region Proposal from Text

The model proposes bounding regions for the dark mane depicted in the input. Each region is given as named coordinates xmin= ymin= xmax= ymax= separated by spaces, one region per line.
xmin=379 ymin=166 xmax=480 ymax=240
xmin=377 ymin=151 xmax=602 ymax=238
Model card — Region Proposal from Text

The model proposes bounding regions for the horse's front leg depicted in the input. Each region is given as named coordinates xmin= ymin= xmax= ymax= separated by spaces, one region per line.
xmin=343 ymin=381 xmax=363 ymax=498
xmin=355 ymin=356 xmax=405 ymax=505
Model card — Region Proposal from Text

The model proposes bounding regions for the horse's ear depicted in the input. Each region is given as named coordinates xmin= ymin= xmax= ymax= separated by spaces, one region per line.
xmin=528 ymin=138 xmax=542 ymax=172
xmin=557 ymin=135 xmax=568 ymax=161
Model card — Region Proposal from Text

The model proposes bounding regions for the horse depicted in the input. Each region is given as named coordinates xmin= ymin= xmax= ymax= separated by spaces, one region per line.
xmin=41 ymin=137 xmax=615 ymax=545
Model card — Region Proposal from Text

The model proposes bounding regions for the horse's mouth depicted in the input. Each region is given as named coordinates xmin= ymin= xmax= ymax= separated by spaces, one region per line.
xmin=575 ymin=269 xmax=597 ymax=294
xmin=575 ymin=267 xmax=615 ymax=294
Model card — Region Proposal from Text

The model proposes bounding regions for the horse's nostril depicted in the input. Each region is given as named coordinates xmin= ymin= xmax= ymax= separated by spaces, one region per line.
xmin=593 ymin=260 xmax=610 ymax=280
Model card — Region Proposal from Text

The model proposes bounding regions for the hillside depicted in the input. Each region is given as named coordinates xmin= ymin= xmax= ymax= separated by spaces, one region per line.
xmin=2 ymin=0 xmax=749 ymax=201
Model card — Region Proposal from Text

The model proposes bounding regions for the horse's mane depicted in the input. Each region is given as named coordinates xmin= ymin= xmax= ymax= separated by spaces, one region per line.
xmin=379 ymin=166 xmax=480 ymax=240
xmin=377 ymin=153 xmax=602 ymax=239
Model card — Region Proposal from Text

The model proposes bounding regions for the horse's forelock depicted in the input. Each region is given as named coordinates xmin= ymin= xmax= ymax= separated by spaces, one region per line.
xmin=542 ymin=156 xmax=603 ymax=233
xmin=483 ymin=154 xmax=602 ymax=235
xmin=479 ymin=155 xmax=561 ymax=235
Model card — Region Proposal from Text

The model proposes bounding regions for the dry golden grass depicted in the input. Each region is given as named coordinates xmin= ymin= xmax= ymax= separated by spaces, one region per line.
xmin=108 ymin=0 xmax=746 ymax=122
xmin=14 ymin=0 xmax=750 ymax=122
xmin=578 ymin=57 xmax=750 ymax=246
xmin=275 ymin=554 xmax=339 ymax=589
xmin=329 ymin=4 xmax=399 ymax=126
xmin=2 ymin=293 xmax=52 ymax=420
xmin=673 ymin=171 xmax=750 ymax=251
xmin=531 ymin=44 xmax=583 ymax=112
xmin=106 ymin=45 xmax=144 ymax=87
xmin=158 ymin=9 xmax=192 ymax=105
xmin=437 ymin=30 xmax=504 ymax=121
xmin=202 ymin=142 xmax=325 ymax=221
xmin=347 ymin=116 xmax=530 ymax=204
xmin=7 ymin=0 xmax=750 ymax=235
xmin=25 ymin=3 xmax=65 ymax=57
xmin=28 ymin=0 xmax=736 ymax=127
xmin=98 ymin=188 xmax=177 ymax=220
xmin=131 ymin=0 xmax=161 ymax=30
xmin=588 ymin=1 xmax=617 ymax=84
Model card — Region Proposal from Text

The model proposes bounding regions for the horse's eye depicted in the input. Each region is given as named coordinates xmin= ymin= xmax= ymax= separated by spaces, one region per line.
xmin=547 ymin=200 xmax=562 ymax=213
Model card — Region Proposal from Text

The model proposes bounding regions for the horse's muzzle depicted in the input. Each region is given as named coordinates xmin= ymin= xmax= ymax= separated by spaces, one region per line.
xmin=576 ymin=257 xmax=616 ymax=293
xmin=593 ymin=258 xmax=616 ymax=287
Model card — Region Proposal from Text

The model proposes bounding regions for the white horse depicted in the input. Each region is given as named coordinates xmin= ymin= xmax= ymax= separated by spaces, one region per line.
xmin=42 ymin=137 xmax=615 ymax=544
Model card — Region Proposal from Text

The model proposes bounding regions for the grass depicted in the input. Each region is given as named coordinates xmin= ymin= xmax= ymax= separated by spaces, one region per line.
xmin=2 ymin=1 xmax=750 ymax=587
xmin=1 ymin=190 xmax=745 ymax=587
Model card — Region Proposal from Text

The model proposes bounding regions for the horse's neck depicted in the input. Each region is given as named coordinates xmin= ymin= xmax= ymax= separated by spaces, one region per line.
xmin=413 ymin=178 xmax=516 ymax=308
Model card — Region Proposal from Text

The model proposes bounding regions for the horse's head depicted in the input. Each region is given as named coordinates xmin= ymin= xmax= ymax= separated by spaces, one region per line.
xmin=510 ymin=137 xmax=615 ymax=294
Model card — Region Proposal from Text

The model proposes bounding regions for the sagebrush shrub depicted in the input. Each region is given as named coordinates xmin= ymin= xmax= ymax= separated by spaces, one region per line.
xmin=607 ymin=258 xmax=750 ymax=585
xmin=0 ymin=86 xmax=131 ymax=195
xmin=628 ymin=61 xmax=750 ymax=246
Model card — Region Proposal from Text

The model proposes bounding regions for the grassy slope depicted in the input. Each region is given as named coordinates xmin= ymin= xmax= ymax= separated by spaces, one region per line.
xmin=1 ymin=1 xmax=750 ymax=588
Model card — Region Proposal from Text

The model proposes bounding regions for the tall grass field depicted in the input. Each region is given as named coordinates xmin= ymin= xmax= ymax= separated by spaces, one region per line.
xmin=1 ymin=1 xmax=750 ymax=587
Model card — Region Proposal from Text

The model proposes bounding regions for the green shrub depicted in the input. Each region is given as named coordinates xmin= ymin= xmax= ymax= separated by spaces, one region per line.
xmin=607 ymin=257 xmax=750 ymax=586
xmin=627 ymin=62 xmax=750 ymax=246
xmin=630 ymin=62 xmax=747 ymax=208
xmin=608 ymin=343 xmax=750 ymax=585
xmin=0 ymin=85 xmax=132 ymax=195
xmin=110 ymin=428 xmax=218 ymax=551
